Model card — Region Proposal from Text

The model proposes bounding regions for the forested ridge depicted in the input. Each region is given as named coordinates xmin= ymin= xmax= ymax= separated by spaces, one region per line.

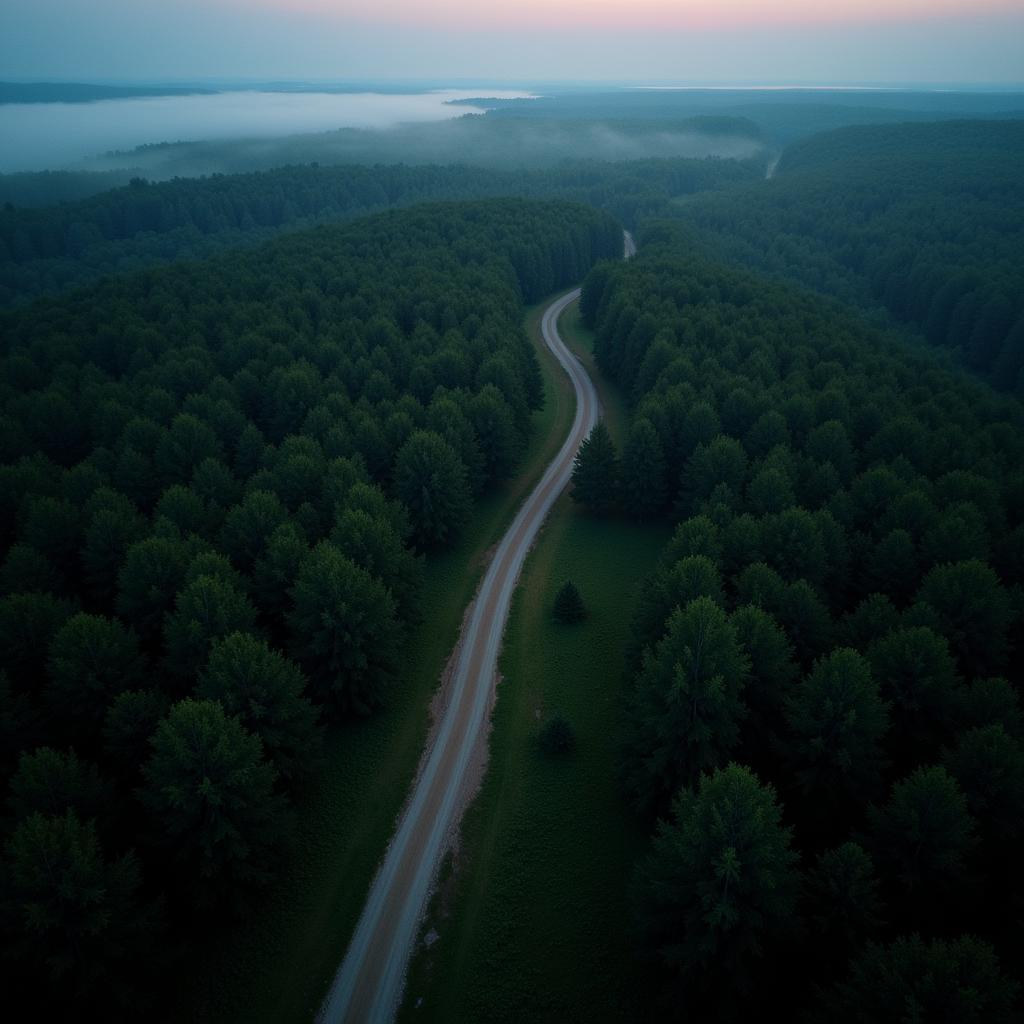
xmin=0 ymin=157 xmax=756 ymax=305
xmin=670 ymin=120 xmax=1024 ymax=392
xmin=573 ymin=234 xmax=1024 ymax=1019
xmin=0 ymin=197 xmax=622 ymax=1015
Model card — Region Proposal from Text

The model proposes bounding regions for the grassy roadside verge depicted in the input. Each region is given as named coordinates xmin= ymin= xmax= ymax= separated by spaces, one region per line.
xmin=174 ymin=291 xmax=580 ymax=1024
xmin=399 ymin=300 xmax=668 ymax=1023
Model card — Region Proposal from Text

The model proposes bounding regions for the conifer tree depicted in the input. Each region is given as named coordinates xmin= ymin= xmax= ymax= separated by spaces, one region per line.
xmin=552 ymin=580 xmax=586 ymax=624
xmin=571 ymin=421 xmax=619 ymax=515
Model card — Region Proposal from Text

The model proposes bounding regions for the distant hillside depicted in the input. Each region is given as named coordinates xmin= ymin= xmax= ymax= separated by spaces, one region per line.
xmin=668 ymin=119 xmax=1024 ymax=390
xmin=0 ymin=82 xmax=215 ymax=104
xmin=477 ymin=88 xmax=1024 ymax=142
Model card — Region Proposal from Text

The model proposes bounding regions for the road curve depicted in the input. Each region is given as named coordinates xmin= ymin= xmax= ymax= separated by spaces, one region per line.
xmin=319 ymin=238 xmax=625 ymax=1024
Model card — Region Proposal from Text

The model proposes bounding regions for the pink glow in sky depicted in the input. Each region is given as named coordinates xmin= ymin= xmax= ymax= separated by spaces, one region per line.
xmin=4 ymin=0 xmax=1022 ymax=82
xmin=240 ymin=0 xmax=1022 ymax=31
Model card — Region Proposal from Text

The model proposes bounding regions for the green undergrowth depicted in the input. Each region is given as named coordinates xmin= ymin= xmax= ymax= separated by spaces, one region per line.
xmin=173 ymin=291 xmax=579 ymax=1024
xmin=399 ymin=301 xmax=668 ymax=1023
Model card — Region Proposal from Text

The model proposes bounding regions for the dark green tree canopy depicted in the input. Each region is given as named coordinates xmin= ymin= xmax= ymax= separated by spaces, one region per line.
xmin=868 ymin=764 xmax=977 ymax=892
xmin=622 ymin=596 xmax=749 ymax=817
xmin=162 ymin=573 xmax=258 ymax=683
xmin=943 ymin=724 xmax=1024 ymax=842
xmin=635 ymin=764 xmax=798 ymax=1000
xmin=197 ymin=632 xmax=322 ymax=786
xmin=4 ymin=811 xmax=158 ymax=1012
xmin=45 ymin=613 xmax=146 ymax=735
xmin=140 ymin=698 xmax=289 ymax=904
xmin=909 ymin=560 xmax=1011 ymax=676
xmin=394 ymin=430 xmax=473 ymax=550
xmin=552 ymin=580 xmax=587 ymax=624
xmin=572 ymin=421 xmax=620 ymax=515
xmin=0 ymin=196 xmax=627 ymax=1010
xmin=622 ymin=418 xmax=667 ymax=520
xmin=816 ymin=935 xmax=1020 ymax=1024
xmin=287 ymin=542 xmax=400 ymax=717
xmin=584 ymin=194 xmax=1024 ymax=1015
xmin=802 ymin=842 xmax=884 ymax=953
xmin=8 ymin=746 xmax=110 ymax=824
xmin=783 ymin=648 xmax=890 ymax=800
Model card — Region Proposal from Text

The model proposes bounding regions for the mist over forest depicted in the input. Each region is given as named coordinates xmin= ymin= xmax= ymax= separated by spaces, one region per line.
xmin=1 ymin=15 xmax=1023 ymax=1021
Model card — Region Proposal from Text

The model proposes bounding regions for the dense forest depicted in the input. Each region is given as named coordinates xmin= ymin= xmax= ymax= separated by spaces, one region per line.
xmin=0 ymin=197 xmax=622 ymax=1015
xmin=3 ymin=85 xmax=1024 ymax=1019
xmin=0 ymin=169 xmax=142 ymax=208
xmin=573 ymin=233 xmax=1024 ymax=1019
xmin=479 ymin=88 xmax=1024 ymax=127
xmin=671 ymin=121 xmax=1024 ymax=392
xmin=0 ymin=157 xmax=757 ymax=304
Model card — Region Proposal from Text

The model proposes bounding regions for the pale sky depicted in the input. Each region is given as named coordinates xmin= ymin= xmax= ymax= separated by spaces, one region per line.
xmin=2 ymin=0 xmax=1023 ymax=84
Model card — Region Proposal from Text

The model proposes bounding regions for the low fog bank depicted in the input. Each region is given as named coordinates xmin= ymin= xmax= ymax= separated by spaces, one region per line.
xmin=0 ymin=90 xmax=531 ymax=174
xmin=72 ymin=115 xmax=765 ymax=180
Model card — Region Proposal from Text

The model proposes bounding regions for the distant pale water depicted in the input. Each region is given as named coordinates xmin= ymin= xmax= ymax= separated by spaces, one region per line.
xmin=0 ymin=89 xmax=533 ymax=173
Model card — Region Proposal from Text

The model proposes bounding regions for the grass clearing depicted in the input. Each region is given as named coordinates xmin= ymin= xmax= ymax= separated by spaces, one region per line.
xmin=400 ymin=301 xmax=668 ymax=1023
xmin=174 ymin=292 xmax=579 ymax=1024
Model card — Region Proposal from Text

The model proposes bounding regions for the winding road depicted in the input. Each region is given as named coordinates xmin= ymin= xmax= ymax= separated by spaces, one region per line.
xmin=318 ymin=232 xmax=633 ymax=1024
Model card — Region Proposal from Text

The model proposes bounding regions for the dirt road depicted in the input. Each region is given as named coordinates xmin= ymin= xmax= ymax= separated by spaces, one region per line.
xmin=318 ymin=245 xmax=620 ymax=1023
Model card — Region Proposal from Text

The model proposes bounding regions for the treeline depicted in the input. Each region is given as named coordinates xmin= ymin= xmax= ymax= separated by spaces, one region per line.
xmin=672 ymin=120 xmax=1024 ymax=392
xmin=0 ymin=169 xmax=140 ymax=208
xmin=573 ymin=243 xmax=1023 ymax=1018
xmin=480 ymin=89 xmax=1024 ymax=141
xmin=0 ymin=158 xmax=755 ymax=305
xmin=0 ymin=82 xmax=213 ymax=104
xmin=0 ymin=198 xmax=622 ymax=1015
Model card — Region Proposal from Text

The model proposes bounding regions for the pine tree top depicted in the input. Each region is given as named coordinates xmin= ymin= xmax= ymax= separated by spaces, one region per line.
xmin=553 ymin=580 xmax=586 ymax=623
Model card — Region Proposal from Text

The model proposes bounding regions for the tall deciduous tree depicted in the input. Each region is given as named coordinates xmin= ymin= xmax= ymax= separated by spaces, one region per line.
xmin=102 ymin=689 xmax=169 ymax=775
xmin=628 ymin=555 xmax=725 ymax=663
xmin=45 ymin=613 xmax=146 ymax=737
xmin=198 ymin=633 xmax=322 ymax=786
xmin=8 ymin=746 xmax=110 ymax=824
xmin=802 ymin=842 xmax=883 ymax=955
xmin=3 ymin=811 xmax=159 ymax=1013
xmin=868 ymin=764 xmax=976 ymax=893
xmin=394 ymin=430 xmax=472 ymax=549
xmin=162 ymin=573 xmax=258 ymax=684
xmin=330 ymin=506 xmax=422 ymax=621
xmin=815 ymin=935 xmax=1020 ymax=1024
xmin=730 ymin=605 xmax=797 ymax=762
xmin=784 ymin=648 xmax=889 ymax=801
xmin=0 ymin=592 xmax=73 ymax=692
xmin=622 ymin=597 xmax=748 ymax=817
xmin=287 ymin=542 xmax=400 ymax=716
xmin=635 ymin=764 xmax=798 ymax=1006
xmin=943 ymin=724 xmax=1024 ymax=842
xmin=909 ymin=560 xmax=1011 ymax=675
xmin=116 ymin=535 xmax=192 ymax=639
xmin=867 ymin=626 xmax=960 ymax=767
xmin=140 ymin=698 xmax=289 ymax=905
xmin=218 ymin=490 xmax=288 ymax=572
